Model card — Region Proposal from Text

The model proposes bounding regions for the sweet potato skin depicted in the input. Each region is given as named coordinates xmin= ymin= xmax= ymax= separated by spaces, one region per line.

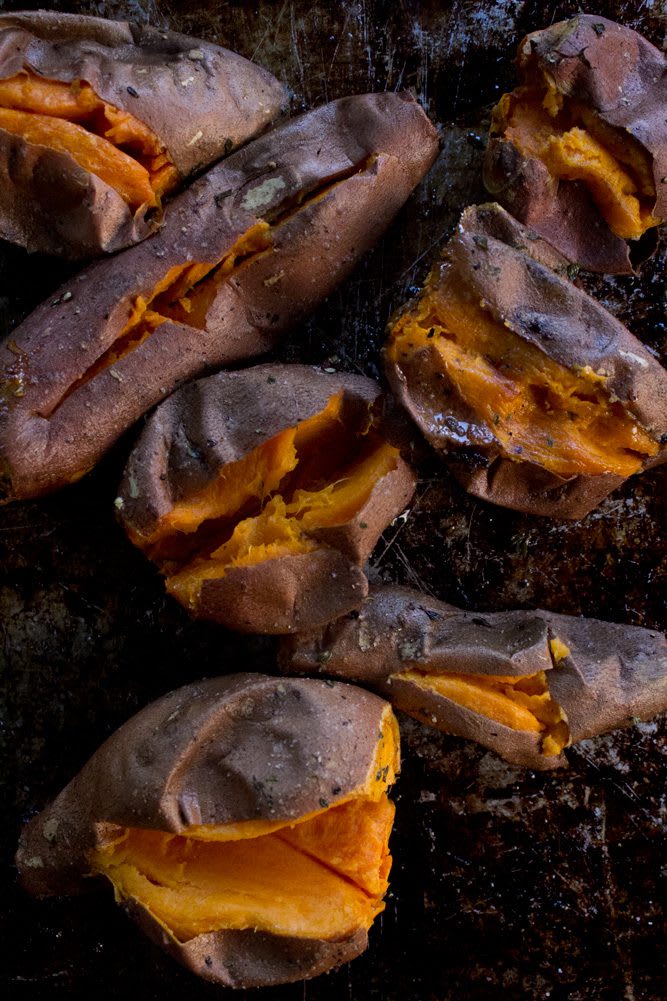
xmin=0 ymin=10 xmax=287 ymax=257
xmin=483 ymin=14 xmax=667 ymax=273
xmin=118 ymin=364 xmax=416 ymax=634
xmin=385 ymin=203 xmax=667 ymax=519
xmin=0 ymin=92 xmax=438 ymax=502
xmin=128 ymin=911 xmax=369 ymax=989
xmin=193 ymin=551 xmax=370 ymax=635
xmin=16 ymin=673 xmax=397 ymax=987
xmin=280 ymin=585 xmax=667 ymax=770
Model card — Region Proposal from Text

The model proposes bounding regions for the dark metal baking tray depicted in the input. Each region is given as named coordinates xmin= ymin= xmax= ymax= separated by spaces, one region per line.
xmin=2 ymin=2 xmax=665 ymax=999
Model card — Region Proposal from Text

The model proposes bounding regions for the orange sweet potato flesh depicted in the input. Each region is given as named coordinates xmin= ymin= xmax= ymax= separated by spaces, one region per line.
xmin=395 ymin=667 xmax=570 ymax=757
xmin=130 ymin=390 xmax=403 ymax=609
xmin=88 ymin=711 xmax=398 ymax=943
xmin=386 ymin=282 xmax=658 ymax=478
xmin=0 ymin=71 xmax=178 ymax=209
xmin=498 ymin=84 xmax=659 ymax=241
xmin=166 ymin=436 xmax=400 ymax=607
xmin=53 ymin=223 xmax=272 ymax=410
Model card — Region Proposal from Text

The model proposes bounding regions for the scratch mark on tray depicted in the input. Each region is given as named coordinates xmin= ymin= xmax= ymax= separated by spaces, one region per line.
xmin=394 ymin=541 xmax=435 ymax=595
xmin=290 ymin=6 xmax=306 ymax=97
xmin=320 ymin=45 xmax=329 ymax=103
xmin=374 ymin=485 xmax=437 ymax=597
xmin=393 ymin=61 xmax=406 ymax=92
xmin=571 ymin=747 xmax=660 ymax=837
xmin=327 ymin=5 xmax=353 ymax=82
xmin=398 ymin=227 xmax=453 ymax=283
xmin=250 ymin=0 xmax=289 ymax=62
xmin=597 ymin=794 xmax=638 ymax=1001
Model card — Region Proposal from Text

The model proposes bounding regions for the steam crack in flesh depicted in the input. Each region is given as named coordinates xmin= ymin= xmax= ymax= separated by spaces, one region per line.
xmin=45 ymin=222 xmax=273 ymax=415
xmin=89 ymin=714 xmax=398 ymax=943
xmin=130 ymin=391 xmax=401 ymax=607
xmin=391 ymin=650 xmax=570 ymax=758
xmin=386 ymin=278 xmax=657 ymax=477
xmin=0 ymin=70 xmax=178 ymax=209
xmin=44 ymin=157 xmax=375 ymax=418
xmin=494 ymin=73 xmax=660 ymax=241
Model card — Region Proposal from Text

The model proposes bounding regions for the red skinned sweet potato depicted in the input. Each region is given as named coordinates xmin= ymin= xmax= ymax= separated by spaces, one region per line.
xmin=484 ymin=14 xmax=667 ymax=273
xmin=17 ymin=673 xmax=400 ymax=988
xmin=0 ymin=10 xmax=287 ymax=257
xmin=384 ymin=203 xmax=667 ymax=519
xmin=117 ymin=364 xmax=416 ymax=634
xmin=280 ymin=585 xmax=667 ymax=771
xmin=0 ymin=91 xmax=438 ymax=502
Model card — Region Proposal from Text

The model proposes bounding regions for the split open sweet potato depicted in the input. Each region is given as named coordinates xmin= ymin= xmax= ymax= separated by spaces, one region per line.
xmin=17 ymin=674 xmax=399 ymax=987
xmin=484 ymin=14 xmax=667 ymax=273
xmin=0 ymin=10 xmax=287 ymax=257
xmin=117 ymin=365 xmax=416 ymax=633
xmin=281 ymin=586 xmax=667 ymax=771
xmin=0 ymin=91 xmax=437 ymax=502
xmin=385 ymin=203 xmax=667 ymax=518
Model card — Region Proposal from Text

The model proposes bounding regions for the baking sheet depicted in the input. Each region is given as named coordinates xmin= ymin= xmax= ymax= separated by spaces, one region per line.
xmin=1 ymin=1 xmax=665 ymax=999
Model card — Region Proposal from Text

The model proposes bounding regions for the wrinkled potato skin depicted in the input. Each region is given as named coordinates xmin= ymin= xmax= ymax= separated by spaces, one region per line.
xmin=483 ymin=14 xmax=667 ymax=273
xmin=385 ymin=203 xmax=667 ymax=519
xmin=281 ymin=585 xmax=667 ymax=770
xmin=0 ymin=10 xmax=288 ymax=257
xmin=119 ymin=364 xmax=417 ymax=634
xmin=0 ymin=92 xmax=438 ymax=502
xmin=17 ymin=673 xmax=397 ymax=987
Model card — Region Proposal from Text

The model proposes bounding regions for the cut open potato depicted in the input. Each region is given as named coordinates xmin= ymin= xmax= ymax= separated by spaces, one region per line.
xmin=384 ymin=203 xmax=667 ymax=518
xmin=0 ymin=10 xmax=287 ymax=256
xmin=281 ymin=585 xmax=667 ymax=770
xmin=17 ymin=674 xmax=400 ymax=987
xmin=0 ymin=92 xmax=438 ymax=502
xmin=119 ymin=365 xmax=416 ymax=633
xmin=484 ymin=14 xmax=667 ymax=273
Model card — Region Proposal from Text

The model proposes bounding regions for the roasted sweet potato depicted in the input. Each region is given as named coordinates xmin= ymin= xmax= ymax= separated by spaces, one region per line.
xmin=385 ymin=203 xmax=667 ymax=519
xmin=0 ymin=91 xmax=438 ymax=502
xmin=0 ymin=10 xmax=287 ymax=257
xmin=17 ymin=673 xmax=399 ymax=988
xmin=117 ymin=364 xmax=416 ymax=634
xmin=281 ymin=585 xmax=667 ymax=771
xmin=484 ymin=14 xmax=667 ymax=273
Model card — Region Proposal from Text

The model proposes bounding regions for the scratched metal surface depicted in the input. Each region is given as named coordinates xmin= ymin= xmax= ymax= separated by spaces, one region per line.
xmin=1 ymin=1 xmax=666 ymax=999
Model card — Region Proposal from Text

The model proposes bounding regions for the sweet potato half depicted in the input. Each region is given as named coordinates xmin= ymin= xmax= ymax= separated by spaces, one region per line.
xmin=0 ymin=10 xmax=287 ymax=257
xmin=385 ymin=203 xmax=667 ymax=519
xmin=118 ymin=365 xmax=416 ymax=634
xmin=484 ymin=14 xmax=667 ymax=273
xmin=281 ymin=586 xmax=667 ymax=771
xmin=17 ymin=674 xmax=400 ymax=988
xmin=0 ymin=91 xmax=438 ymax=502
